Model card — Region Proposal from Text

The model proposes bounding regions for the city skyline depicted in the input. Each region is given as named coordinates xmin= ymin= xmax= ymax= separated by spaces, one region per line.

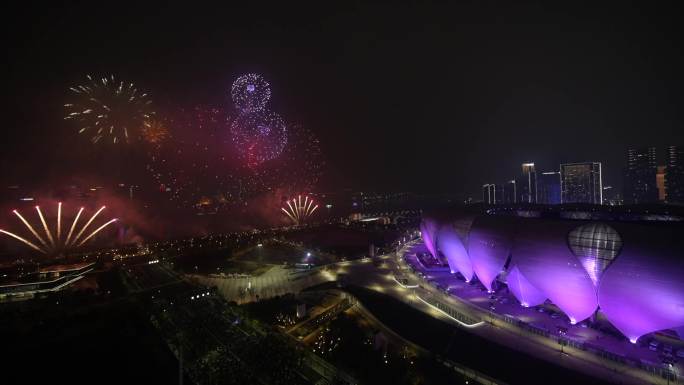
xmin=481 ymin=145 xmax=684 ymax=206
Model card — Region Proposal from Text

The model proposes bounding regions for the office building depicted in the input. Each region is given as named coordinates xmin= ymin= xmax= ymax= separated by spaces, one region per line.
xmin=656 ymin=166 xmax=666 ymax=202
xmin=482 ymin=184 xmax=492 ymax=204
xmin=516 ymin=163 xmax=537 ymax=203
xmin=624 ymin=147 xmax=658 ymax=204
xmin=666 ymin=145 xmax=684 ymax=204
xmin=538 ymin=171 xmax=561 ymax=204
xmin=602 ymin=186 xmax=623 ymax=206
xmin=503 ymin=180 xmax=516 ymax=204
xmin=560 ymin=162 xmax=603 ymax=204
xmin=495 ymin=184 xmax=503 ymax=204
xmin=482 ymin=184 xmax=498 ymax=204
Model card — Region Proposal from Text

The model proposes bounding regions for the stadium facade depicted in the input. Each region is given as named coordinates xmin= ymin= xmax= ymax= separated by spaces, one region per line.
xmin=422 ymin=207 xmax=684 ymax=343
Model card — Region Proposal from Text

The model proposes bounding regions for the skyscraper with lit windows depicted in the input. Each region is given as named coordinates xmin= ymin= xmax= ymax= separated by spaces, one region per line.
xmin=560 ymin=162 xmax=603 ymax=204
xmin=538 ymin=171 xmax=561 ymax=204
xmin=666 ymin=145 xmax=684 ymax=204
xmin=624 ymin=147 xmax=658 ymax=204
xmin=656 ymin=166 xmax=666 ymax=202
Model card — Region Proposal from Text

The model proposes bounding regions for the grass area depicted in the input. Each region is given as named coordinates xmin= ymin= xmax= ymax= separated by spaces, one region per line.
xmin=221 ymin=260 xmax=274 ymax=275
xmin=236 ymin=242 xmax=316 ymax=264
xmin=175 ymin=242 xmax=319 ymax=276
xmin=284 ymin=224 xmax=398 ymax=258
xmin=173 ymin=225 xmax=401 ymax=277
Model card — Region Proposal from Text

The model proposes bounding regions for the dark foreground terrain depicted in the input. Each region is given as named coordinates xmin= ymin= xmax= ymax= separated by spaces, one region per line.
xmin=1 ymin=297 xmax=183 ymax=385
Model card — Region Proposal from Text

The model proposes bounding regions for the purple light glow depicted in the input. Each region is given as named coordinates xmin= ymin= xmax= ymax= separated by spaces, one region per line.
xmin=598 ymin=223 xmax=684 ymax=343
xmin=511 ymin=220 xmax=598 ymax=324
xmin=506 ymin=265 xmax=546 ymax=307
xmin=437 ymin=225 xmax=474 ymax=281
xmin=674 ymin=327 xmax=684 ymax=339
xmin=420 ymin=219 xmax=438 ymax=258
xmin=422 ymin=211 xmax=684 ymax=342
xmin=468 ymin=216 xmax=515 ymax=292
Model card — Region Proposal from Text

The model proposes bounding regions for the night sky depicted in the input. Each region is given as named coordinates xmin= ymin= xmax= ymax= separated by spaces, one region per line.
xmin=4 ymin=2 xmax=683 ymax=197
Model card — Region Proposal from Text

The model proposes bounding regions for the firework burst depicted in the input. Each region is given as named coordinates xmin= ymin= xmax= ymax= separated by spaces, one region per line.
xmin=230 ymin=111 xmax=288 ymax=167
xmin=281 ymin=195 xmax=318 ymax=225
xmin=64 ymin=75 xmax=154 ymax=144
xmin=145 ymin=73 xmax=324 ymax=210
xmin=0 ymin=203 xmax=118 ymax=255
xmin=146 ymin=105 xmax=241 ymax=208
xmin=147 ymin=107 xmax=324 ymax=210
xmin=270 ymin=124 xmax=324 ymax=191
xmin=142 ymin=119 xmax=170 ymax=145
xmin=231 ymin=73 xmax=271 ymax=113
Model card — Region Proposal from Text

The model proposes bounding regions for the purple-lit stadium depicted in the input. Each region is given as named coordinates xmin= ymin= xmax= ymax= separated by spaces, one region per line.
xmin=420 ymin=209 xmax=684 ymax=345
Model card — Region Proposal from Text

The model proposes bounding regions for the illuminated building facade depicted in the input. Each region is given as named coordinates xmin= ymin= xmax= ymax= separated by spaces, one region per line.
xmin=482 ymin=184 xmax=499 ymax=204
xmin=624 ymin=147 xmax=658 ymax=204
xmin=0 ymin=262 xmax=95 ymax=301
xmin=421 ymin=210 xmax=684 ymax=343
xmin=666 ymin=145 xmax=684 ymax=204
xmin=516 ymin=163 xmax=537 ymax=203
xmin=657 ymin=165 xmax=666 ymax=202
xmin=538 ymin=171 xmax=561 ymax=204
xmin=503 ymin=180 xmax=517 ymax=204
xmin=560 ymin=162 xmax=603 ymax=204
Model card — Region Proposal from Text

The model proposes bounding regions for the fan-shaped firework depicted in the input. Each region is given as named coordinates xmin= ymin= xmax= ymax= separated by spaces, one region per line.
xmin=281 ymin=195 xmax=318 ymax=225
xmin=230 ymin=111 xmax=288 ymax=167
xmin=0 ymin=203 xmax=117 ymax=255
xmin=64 ymin=75 xmax=154 ymax=144
xmin=231 ymin=73 xmax=271 ymax=113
